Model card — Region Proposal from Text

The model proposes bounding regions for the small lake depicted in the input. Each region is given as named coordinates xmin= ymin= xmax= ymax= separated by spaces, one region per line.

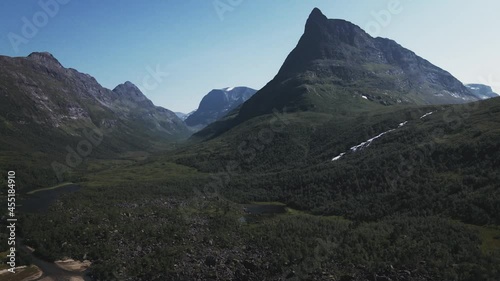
xmin=243 ymin=204 xmax=287 ymax=215
xmin=240 ymin=204 xmax=287 ymax=223
xmin=19 ymin=184 xmax=81 ymax=213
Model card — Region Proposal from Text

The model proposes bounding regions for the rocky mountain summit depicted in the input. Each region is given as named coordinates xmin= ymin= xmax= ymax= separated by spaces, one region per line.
xmin=185 ymin=86 xmax=256 ymax=129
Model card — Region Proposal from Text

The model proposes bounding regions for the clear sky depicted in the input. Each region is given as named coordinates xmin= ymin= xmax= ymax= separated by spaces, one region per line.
xmin=0 ymin=0 xmax=499 ymax=112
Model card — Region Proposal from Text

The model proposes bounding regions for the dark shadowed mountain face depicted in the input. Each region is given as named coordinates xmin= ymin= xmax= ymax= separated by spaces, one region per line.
xmin=0 ymin=52 xmax=189 ymax=154
xmin=185 ymin=86 xmax=256 ymax=128
xmin=466 ymin=84 xmax=499 ymax=100
xmin=194 ymin=8 xmax=478 ymax=140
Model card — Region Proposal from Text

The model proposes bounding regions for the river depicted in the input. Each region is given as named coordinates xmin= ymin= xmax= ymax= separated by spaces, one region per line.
xmin=17 ymin=184 xmax=91 ymax=280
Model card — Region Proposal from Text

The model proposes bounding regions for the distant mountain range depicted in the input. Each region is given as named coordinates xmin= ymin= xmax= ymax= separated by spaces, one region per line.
xmin=185 ymin=86 xmax=256 ymax=129
xmin=0 ymin=52 xmax=188 ymax=151
xmin=466 ymin=83 xmax=498 ymax=100
xmin=175 ymin=111 xmax=193 ymax=121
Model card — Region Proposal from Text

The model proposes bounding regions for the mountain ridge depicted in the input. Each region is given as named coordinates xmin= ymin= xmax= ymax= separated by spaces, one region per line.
xmin=0 ymin=52 xmax=189 ymax=182
xmin=193 ymin=8 xmax=479 ymax=140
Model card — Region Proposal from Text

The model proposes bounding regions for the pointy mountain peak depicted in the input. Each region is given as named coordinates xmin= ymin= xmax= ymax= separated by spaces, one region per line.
xmin=305 ymin=8 xmax=328 ymax=32
xmin=28 ymin=51 xmax=56 ymax=60
xmin=114 ymin=81 xmax=140 ymax=92
xmin=276 ymin=13 xmax=372 ymax=80
xmin=113 ymin=81 xmax=150 ymax=103
xmin=308 ymin=7 xmax=328 ymax=21
xmin=27 ymin=52 xmax=63 ymax=68
xmin=124 ymin=81 xmax=139 ymax=89
xmin=305 ymin=8 xmax=365 ymax=38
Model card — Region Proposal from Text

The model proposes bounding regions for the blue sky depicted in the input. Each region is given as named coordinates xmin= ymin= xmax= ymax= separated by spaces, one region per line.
xmin=0 ymin=0 xmax=499 ymax=112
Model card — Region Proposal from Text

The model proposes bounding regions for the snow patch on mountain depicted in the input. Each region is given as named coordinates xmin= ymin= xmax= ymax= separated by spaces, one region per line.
xmin=466 ymin=85 xmax=479 ymax=90
xmin=420 ymin=112 xmax=434 ymax=119
xmin=332 ymin=153 xmax=346 ymax=161
xmin=332 ymin=121 xmax=408 ymax=161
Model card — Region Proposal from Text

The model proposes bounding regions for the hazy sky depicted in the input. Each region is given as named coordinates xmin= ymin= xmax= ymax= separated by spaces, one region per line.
xmin=1 ymin=0 xmax=499 ymax=112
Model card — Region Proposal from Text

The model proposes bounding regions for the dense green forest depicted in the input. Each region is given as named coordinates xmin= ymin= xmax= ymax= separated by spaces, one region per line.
xmin=12 ymin=185 xmax=500 ymax=280
xmin=2 ymin=97 xmax=497 ymax=280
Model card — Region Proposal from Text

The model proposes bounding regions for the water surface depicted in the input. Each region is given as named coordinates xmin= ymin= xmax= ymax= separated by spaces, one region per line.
xmin=19 ymin=184 xmax=81 ymax=213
